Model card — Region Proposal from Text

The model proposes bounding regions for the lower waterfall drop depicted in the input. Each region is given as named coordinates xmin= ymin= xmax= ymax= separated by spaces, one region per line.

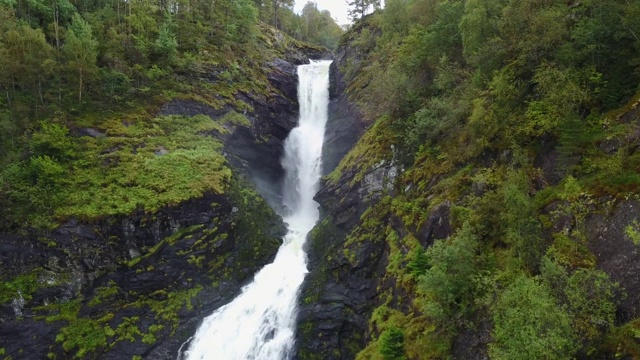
xmin=183 ymin=60 xmax=332 ymax=360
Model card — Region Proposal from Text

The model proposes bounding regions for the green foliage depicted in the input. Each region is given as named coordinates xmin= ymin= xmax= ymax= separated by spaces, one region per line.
xmin=220 ymin=0 xmax=259 ymax=44
xmin=604 ymin=319 xmax=640 ymax=358
xmin=499 ymin=171 xmax=543 ymax=271
xmin=565 ymin=268 xmax=620 ymax=343
xmin=0 ymin=271 xmax=40 ymax=305
xmin=0 ymin=4 xmax=329 ymax=150
xmin=30 ymin=122 xmax=75 ymax=160
xmin=540 ymin=257 xmax=620 ymax=344
xmin=459 ymin=0 xmax=505 ymax=78
xmin=63 ymin=13 xmax=99 ymax=103
xmin=418 ymin=223 xmax=491 ymax=326
xmin=338 ymin=0 xmax=640 ymax=359
xmin=2 ymin=114 xmax=231 ymax=227
xmin=625 ymin=220 xmax=640 ymax=246
xmin=56 ymin=315 xmax=114 ymax=358
xmin=406 ymin=248 xmax=428 ymax=277
xmin=114 ymin=317 xmax=141 ymax=342
xmin=348 ymin=0 xmax=381 ymax=20
xmin=47 ymin=284 xmax=202 ymax=358
xmin=88 ymin=282 xmax=120 ymax=307
xmin=523 ymin=63 xmax=589 ymax=137
xmin=490 ymin=276 xmax=577 ymax=360
xmin=154 ymin=16 xmax=178 ymax=65
xmin=298 ymin=2 xmax=343 ymax=50
xmin=379 ymin=328 xmax=406 ymax=360
xmin=546 ymin=233 xmax=596 ymax=269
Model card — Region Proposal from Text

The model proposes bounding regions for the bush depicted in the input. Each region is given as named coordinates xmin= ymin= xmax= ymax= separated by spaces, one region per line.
xmin=490 ymin=276 xmax=577 ymax=360
xmin=540 ymin=257 xmax=621 ymax=343
xmin=29 ymin=122 xmax=75 ymax=160
xmin=418 ymin=223 xmax=490 ymax=325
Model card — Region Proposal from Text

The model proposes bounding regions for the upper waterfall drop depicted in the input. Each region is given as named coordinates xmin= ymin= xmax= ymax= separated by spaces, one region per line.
xmin=182 ymin=60 xmax=332 ymax=360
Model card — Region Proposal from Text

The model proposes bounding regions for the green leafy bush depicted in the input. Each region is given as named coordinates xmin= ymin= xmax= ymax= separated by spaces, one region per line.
xmin=490 ymin=276 xmax=576 ymax=360
xmin=418 ymin=223 xmax=491 ymax=325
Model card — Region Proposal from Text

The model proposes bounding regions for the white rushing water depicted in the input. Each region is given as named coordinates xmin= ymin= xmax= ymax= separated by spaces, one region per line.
xmin=183 ymin=60 xmax=332 ymax=360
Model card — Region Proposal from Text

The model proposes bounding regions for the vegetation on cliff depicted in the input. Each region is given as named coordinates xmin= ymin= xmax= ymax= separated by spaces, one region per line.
xmin=0 ymin=0 xmax=341 ymax=230
xmin=309 ymin=0 xmax=640 ymax=358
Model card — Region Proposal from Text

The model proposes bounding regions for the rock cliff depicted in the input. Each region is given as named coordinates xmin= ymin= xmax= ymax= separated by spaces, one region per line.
xmin=0 ymin=40 xmax=326 ymax=360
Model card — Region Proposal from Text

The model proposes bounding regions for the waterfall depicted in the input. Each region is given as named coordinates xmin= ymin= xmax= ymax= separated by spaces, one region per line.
xmin=182 ymin=60 xmax=332 ymax=360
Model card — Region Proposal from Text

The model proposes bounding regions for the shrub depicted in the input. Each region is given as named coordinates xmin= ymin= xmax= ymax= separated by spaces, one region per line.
xmin=490 ymin=276 xmax=576 ymax=360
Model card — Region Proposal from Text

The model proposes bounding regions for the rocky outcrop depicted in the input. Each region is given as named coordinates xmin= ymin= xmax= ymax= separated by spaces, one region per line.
xmin=322 ymin=53 xmax=365 ymax=176
xmin=585 ymin=200 xmax=640 ymax=321
xmin=161 ymin=58 xmax=299 ymax=212
xmin=294 ymin=176 xmax=389 ymax=360
xmin=0 ymin=179 xmax=285 ymax=359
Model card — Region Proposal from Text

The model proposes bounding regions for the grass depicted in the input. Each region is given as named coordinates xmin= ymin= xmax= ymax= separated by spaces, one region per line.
xmin=1 ymin=114 xmax=233 ymax=227
xmin=57 ymin=115 xmax=231 ymax=220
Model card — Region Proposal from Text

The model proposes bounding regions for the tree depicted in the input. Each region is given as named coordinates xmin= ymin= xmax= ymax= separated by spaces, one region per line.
xmin=299 ymin=2 xmax=343 ymax=49
xmin=459 ymin=0 xmax=506 ymax=77
xmin=229 ymin=0 xmax=258 ymax=44
xmin=499 ymin=171 xmax=544 ymax=271
xmin=154 ymin=15 xmax=177 ymax=65
xmin=212 ymin=0 xmax=258 ymax=46
xmin=490 ymin=276 xmax=577 ymax=360
xmin=0 ymin=21 xmax=55 ymax=113
xmin=63 ymin=13 xmax=98 ymax=103
xmin=540 ymin=257 xmax=620 ymax=343
xmin=418 ymin=223 xmax=491 ymax=325
xmin=347 ymin=0 xmax=380 ymax=21
xmin=271 ymin=0 xmax=293 ymax=29
xmin=379 ymin=328 xmax=406 ymax=360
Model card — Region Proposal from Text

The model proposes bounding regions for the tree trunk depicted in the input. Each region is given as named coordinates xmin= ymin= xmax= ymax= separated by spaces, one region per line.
xmin=274 ymin=1 xmax=278 ymax=29
xmin=79 ymin=69 xmax=83 ymax=104
xmin=54 ymin=6 xmax=60 ymax=51
xmin=38 ymin=75 xmax=44 ymax=105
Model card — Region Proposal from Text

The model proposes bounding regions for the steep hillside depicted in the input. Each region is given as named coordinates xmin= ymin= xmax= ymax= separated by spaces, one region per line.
xmin=297 ymin=2 xmax=640 ymax=360
xmin=0 ymin=1 xmax=333 ymax=358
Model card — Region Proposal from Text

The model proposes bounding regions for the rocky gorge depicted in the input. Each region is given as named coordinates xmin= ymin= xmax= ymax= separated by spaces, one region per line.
xmin=3 ymin=5 xmax=640 ymax=359
xmin=0 ymin=36 xmax=332 ymax=359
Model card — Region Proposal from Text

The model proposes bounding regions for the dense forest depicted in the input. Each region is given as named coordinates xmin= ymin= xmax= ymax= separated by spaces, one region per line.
xmin=0 ymin=0 xmax=341 ymax=229
xmin=300 ymin=0 xmax=640 ymax=359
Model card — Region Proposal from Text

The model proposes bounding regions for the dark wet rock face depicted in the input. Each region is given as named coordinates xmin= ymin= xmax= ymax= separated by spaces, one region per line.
xmin=294 ymin=182 xmax=387 ymax=360
xmin=585 ymin=200 xmax=640 ymax=320
xmin=417 ymin=201 xmax=453 ymax=247
xmin=322 ymin=55 xmax=365 ymax=176
xmin=452 ymin=320 xmax=492 ymax=360
xmin=0 ymin=186 xmax=286 ymax=359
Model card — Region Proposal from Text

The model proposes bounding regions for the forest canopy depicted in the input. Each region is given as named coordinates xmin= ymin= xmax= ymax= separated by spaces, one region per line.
xmin=0 ymin=0 xmax=342 ymax=228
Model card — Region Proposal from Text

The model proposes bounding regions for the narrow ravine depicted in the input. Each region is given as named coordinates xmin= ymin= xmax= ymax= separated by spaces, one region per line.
xmin=182 ymin=60 xmax=332 ymax=360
